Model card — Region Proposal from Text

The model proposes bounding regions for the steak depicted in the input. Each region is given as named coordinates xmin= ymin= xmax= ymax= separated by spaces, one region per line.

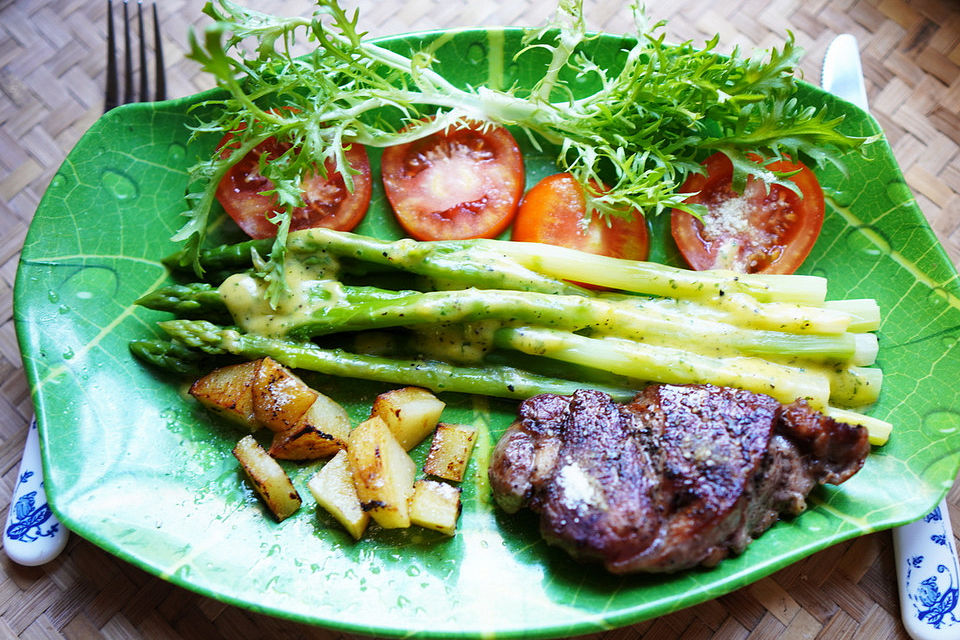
xmin=488 ymin=384 xmax=870 ymax=574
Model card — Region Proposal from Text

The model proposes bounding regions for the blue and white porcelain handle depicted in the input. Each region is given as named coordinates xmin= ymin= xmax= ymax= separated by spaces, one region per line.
xmin=3 ymin=417 xmax=69 ymax=565
xmin=894 ymin=499 xmax=960 ymax=638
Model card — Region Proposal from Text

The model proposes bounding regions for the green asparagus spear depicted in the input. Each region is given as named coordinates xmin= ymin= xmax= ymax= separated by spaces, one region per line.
xmin=129 ymin=338 xmax=208 ymax=375
xmin=163 ymin=238 xmax=272 ymax=274
xmin=493 ymin=325 xmax=831 ymax=408
xmin=167 ymin=228 xmax=591 ymax=295
xmin=825 ymin=407 xmax=891 ymax=446
xmin=210 ymin=272 xmax=866 ymax=363
xmin=156 ymin=319 xmax=637 ymax=401
xmin=601 ymin=292 xmax=858 ymax=335
xmin=824 ymin=365 xmax=883 ymax=408
xmin=137 ymin=280 xmax=414 ymax=318
xmin=161 ymin=227 xmax=843 ymax=311
xmin=286 ymin=228 xmax=832 ymax=304
xmin=483 ymin=238 xmax=829 ymax=305
xmin=823 ymin=299 xmax=882 ymax=332
xmin=135 ymin=283 xmax=232 ymax=321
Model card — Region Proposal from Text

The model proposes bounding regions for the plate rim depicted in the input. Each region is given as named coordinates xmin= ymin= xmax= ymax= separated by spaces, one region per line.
xmin=14 ymin=24 xmax=960 ymax=639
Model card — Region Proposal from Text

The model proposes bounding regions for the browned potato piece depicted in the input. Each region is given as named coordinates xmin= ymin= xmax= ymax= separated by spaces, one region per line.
xmin=347 ymin=416 xmax=416 ymax=528
xmin=307 ymin=450 xmax=369 ymax=540
xmin=269 ymin=393 xmax=352 ymax=460
xmin=189 ymin=360 xmax=261 ymax=431
xmin=232 ymin=435 xmax=301 ymax=521
xmin=252 ymin=357 xmax=318 ymax=432
xmin=408 ymin=479 xmax=461 ymax=536
xmin=370 ymin=386 xmax=446 ymax=450
xmin=424 ymin=423 xmax=477 ymax=482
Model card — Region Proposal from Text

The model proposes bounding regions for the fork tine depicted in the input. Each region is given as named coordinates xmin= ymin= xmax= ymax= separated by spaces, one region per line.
xmin=104 ymin=0 xmax=119 ymax=111
xmin=105 ymin=0 xmax=164 ymax=111
xmin=122 ymin=0 xmax=134 ymax=105
xmin=137 ymin=0 xmax=149 ymax=102
xmin=153 ymin=2 xmax=166 ymax=101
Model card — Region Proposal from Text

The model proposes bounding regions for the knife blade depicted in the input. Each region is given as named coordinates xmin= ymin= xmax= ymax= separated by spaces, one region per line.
xmin=821 ymin=34 xmax=869 ymax=111
xmin=821 ymin=33 xmax=960 ymax=640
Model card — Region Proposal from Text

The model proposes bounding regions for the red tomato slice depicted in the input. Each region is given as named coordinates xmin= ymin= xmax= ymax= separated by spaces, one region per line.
xmin=512 ymin=173 xmax=650 ymax=262
xmin=670 ymin=152 xmax=824 ymax=274
xmin=216 ymin=131 xmax=372 ymax=240
xmin=380 ymin=120 xmax=525 ymax=240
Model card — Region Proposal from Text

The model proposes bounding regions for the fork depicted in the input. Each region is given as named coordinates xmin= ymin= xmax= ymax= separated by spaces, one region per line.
xmin=105 ymin=0 xmax=166 ymax=111
xmin=3 ymin=0 xmax=169 ymax=568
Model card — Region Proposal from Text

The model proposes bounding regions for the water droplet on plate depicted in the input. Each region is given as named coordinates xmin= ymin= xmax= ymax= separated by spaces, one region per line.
xmin=503 ymin=61 xmax=519 ymax=87
xmin=844 ymin=225 xmax=891 ymax=257
xmin=927 ymin=286 xmax=950 ymax=309
xmin=886 ymin=180 xmax=913 ymax=206
xmin=827 ymin=186 xmax=856 ymax=208
xmin=167 ymin=142 xmax=186 ymax=162
xmin=100 ymin=168 xmax=139 ymax=200
xmin=924 ymin=410 xmax=960 ymax=435
xmin=466 ymin=42 xmax=486 ymax=64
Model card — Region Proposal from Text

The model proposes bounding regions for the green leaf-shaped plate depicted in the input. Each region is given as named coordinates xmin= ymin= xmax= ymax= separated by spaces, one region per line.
xmin=14 ymin=28 xmax=960 ymax=639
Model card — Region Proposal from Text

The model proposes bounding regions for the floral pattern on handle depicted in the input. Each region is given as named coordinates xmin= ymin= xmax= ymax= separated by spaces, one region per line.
xmin=3 ymin=417 xmax=69 ymax=566
xmin=897 ymin=502 xmax=960 ymax=637
xmin=7 ymin=484 xmax=59 ymax=543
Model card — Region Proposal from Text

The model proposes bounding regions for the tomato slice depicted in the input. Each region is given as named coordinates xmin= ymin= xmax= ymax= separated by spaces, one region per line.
xmin=512 ymin=173 xmax=649 ymax=261
xmin=380 ymin=120 xmax=525 ymax=240
xmin=216 ymin=131 xmax=372 ymax=240
xmin=670 ymin=152 xmax=824 ymax=274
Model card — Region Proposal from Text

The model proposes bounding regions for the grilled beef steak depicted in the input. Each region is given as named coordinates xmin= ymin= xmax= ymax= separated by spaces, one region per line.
xmin=488 ymin=384 xmax=869 ymax=574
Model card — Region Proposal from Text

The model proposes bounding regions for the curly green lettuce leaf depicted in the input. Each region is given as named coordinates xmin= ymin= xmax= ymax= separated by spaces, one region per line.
xmin=174 ymin=0 xmax=872 ymax=301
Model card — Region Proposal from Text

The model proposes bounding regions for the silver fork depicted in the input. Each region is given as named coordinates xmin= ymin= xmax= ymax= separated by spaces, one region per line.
xmin=3 ymin=0 xmax=168 ymax=568
xmin=105 ymin=0 xmax=167 ymax=111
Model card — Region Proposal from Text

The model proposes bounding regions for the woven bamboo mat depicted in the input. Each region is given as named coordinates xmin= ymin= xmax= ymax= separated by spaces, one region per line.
xmin=1 ymin=0 xmax=958 ymax=638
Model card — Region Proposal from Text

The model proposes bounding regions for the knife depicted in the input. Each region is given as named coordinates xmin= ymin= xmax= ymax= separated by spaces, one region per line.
xmin=822 ymin=34 xmax=960 ymax=640
xmin=821 ymin=34 xmax=869 ymax=110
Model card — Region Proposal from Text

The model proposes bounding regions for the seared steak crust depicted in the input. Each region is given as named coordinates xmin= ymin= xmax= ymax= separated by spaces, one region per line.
xmin=488 ymin=384 xmax=869 ymax=574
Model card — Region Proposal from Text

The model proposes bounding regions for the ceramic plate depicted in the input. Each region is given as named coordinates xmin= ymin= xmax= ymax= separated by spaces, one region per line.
xmin=14 ymin=28 xmax=960 ymax=639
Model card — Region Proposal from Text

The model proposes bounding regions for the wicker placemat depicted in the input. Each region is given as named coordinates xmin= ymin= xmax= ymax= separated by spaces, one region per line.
xmin=1 ymin=0 xmax=958 ymax=638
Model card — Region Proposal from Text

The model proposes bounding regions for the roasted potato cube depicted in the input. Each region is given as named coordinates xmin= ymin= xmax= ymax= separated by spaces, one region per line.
xmin=269 ymin=393 xmax=352 ymax=460
xmin=307 ymin=450 xmax=369 ymax=540
xmin=232 ymin=434 xmax=301 ymax=521
xmin=252 ymin=357 xmax=318 ymax=432
xmin=347 ymin=416 xmax=416 ymax=528
xmin=424 ymin=422 xmax=477 ymax=482
xmin=189 ymin=360 xmax=261 ymax=431
xmin=408 ymin=479 xmax=461 ymax=536
xmin=370 ymin=386 xmax=446 ymax=450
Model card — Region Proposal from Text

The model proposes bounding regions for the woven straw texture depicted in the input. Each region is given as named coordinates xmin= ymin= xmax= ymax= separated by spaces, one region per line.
xmin=1 ymin=0 xmax=959 ymax=638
